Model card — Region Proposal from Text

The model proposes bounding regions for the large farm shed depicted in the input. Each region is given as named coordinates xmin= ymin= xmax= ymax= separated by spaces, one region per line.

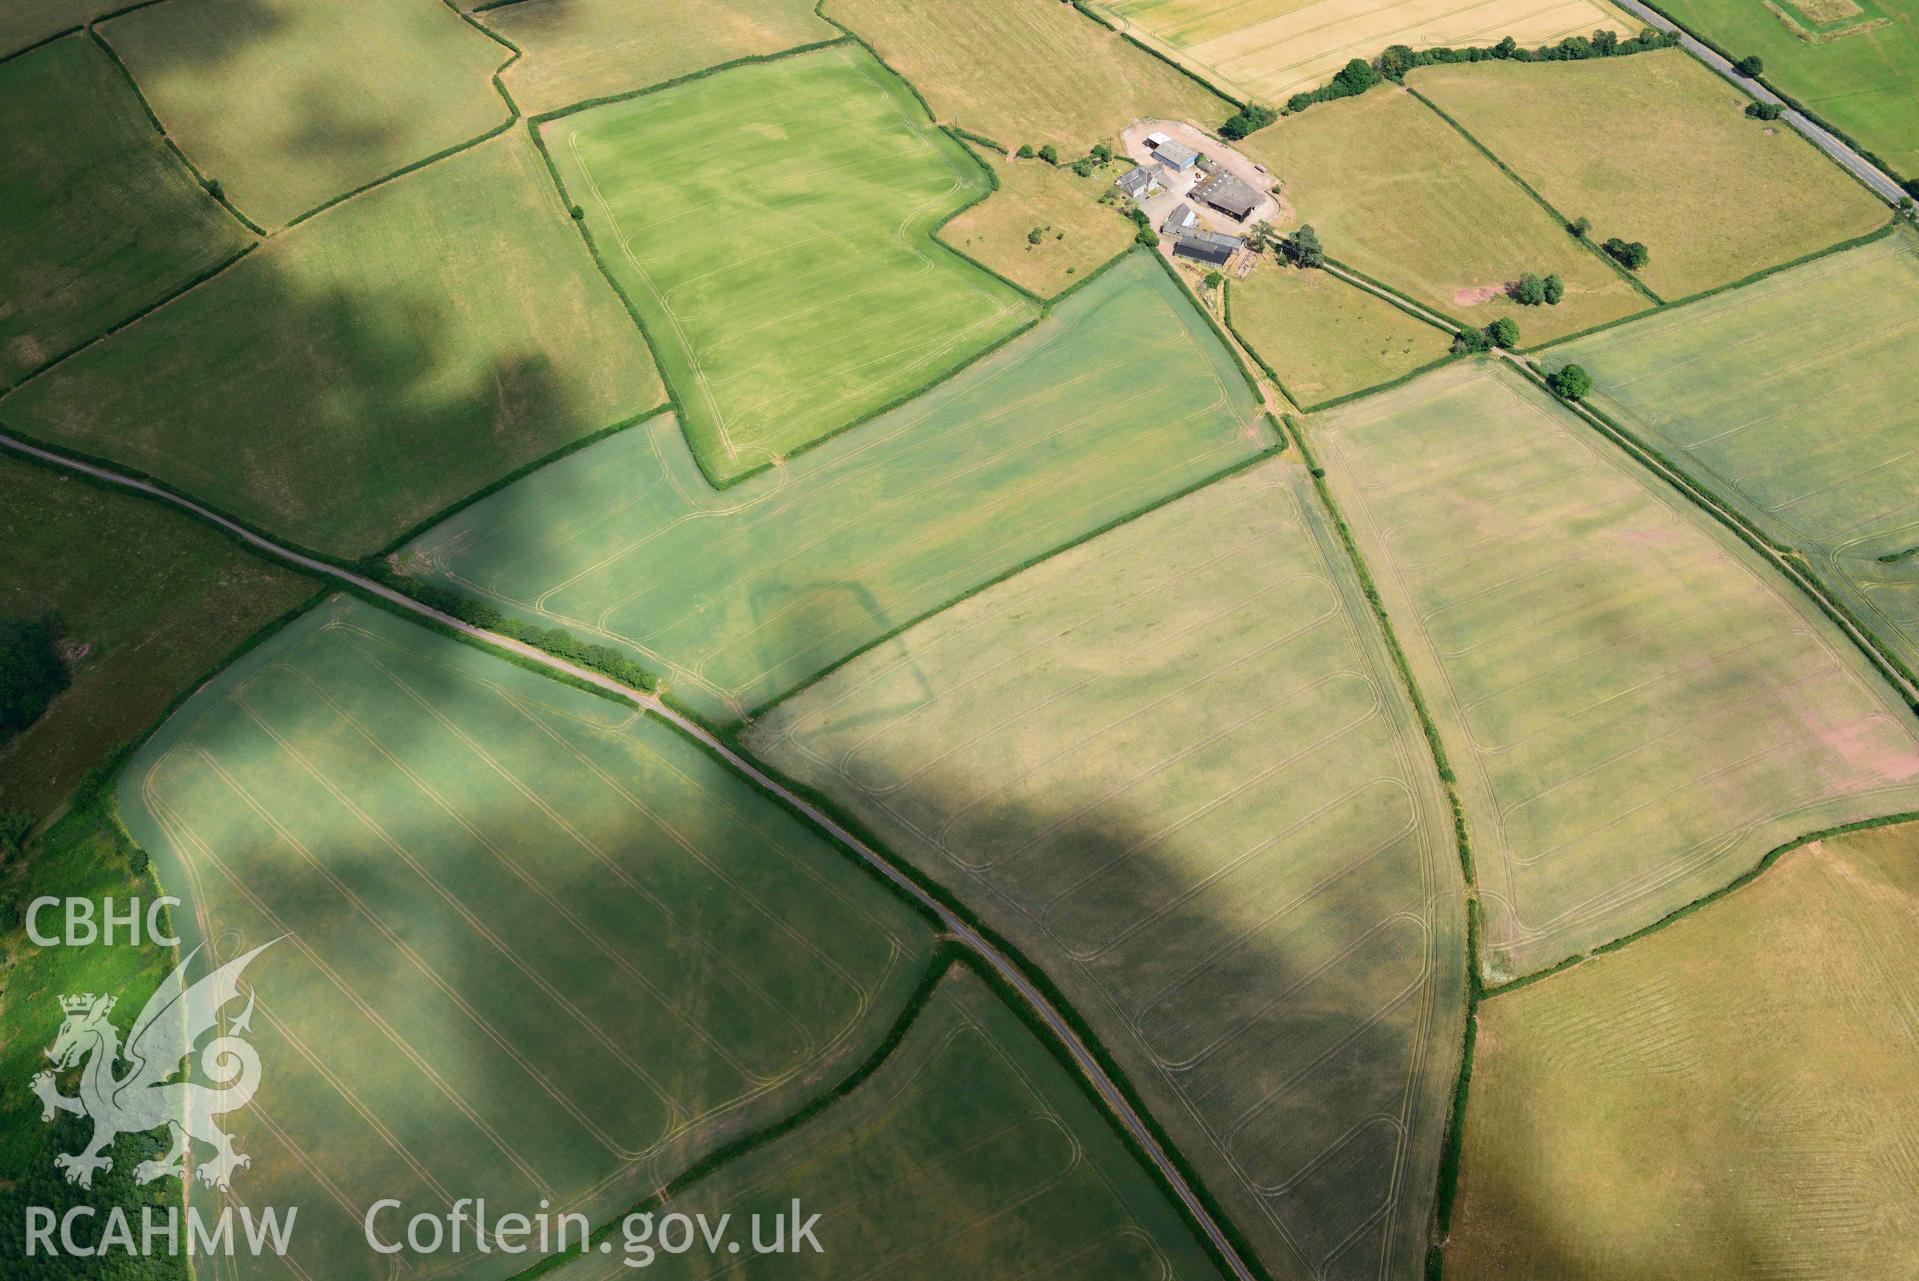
xmin=1191 ymin=170 xmax=1259 ymax=220
xmin=1153 ymin=139 xmax=1200 ymax=170
xmin=1173 ymin=229 xmax=1241 ymax=265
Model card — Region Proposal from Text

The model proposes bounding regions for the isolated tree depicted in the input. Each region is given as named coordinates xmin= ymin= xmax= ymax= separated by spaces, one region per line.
xmin=1513 ymin=272 xmax=1547 ymax=305
xmin=1733 ymin=53 xmax=1764 ymax=77
xmin=1038 ymin=144 xmax=1059 ymax=165
xmin=1549 ymin=363 xmax=1594 ymax=400
xmin=1017 ymin=143 xmax=1036 ymax=159
xmin=1028 ymin=227 xmax=1045 ymax=245
xmin=1204 ymin=270 xmax=1226 ymax=290
xmin=1487 ymin=316 xmax=1520 ymax=348
xmin=1746 ymin=100 xmax=1784 ymax=120
xmin=1569 ymin=214 xmax=1592 ymax=237
xmin=1283 ymin=223 xmax=1325 ymax=267
xmin=1245 ymin=220 xmax=1274 ymax=253
xmin=1452 ymin=326 xmax=1491 ymax=354
xmin=1543 ymin=271 xmax=1565 ymax=304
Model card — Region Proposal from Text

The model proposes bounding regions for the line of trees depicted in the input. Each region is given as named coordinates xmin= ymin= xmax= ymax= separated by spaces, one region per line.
xmin=1280 ymin=28 xmax=1681 ymax=117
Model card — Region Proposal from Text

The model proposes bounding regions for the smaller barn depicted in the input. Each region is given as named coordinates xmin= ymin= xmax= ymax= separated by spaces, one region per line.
xmin=1172 ymin=229 xmax=1242 ymax=266
xmin=1161 ymin=202 xmax=1199 ymax=236
xmin=1154 ymin=140 xmax=1200 ymax=171
xmin=1115 ymin=165 xmax=1159 ymax=199
xmin=1191 ymin=170 xmax=1260 ymax=221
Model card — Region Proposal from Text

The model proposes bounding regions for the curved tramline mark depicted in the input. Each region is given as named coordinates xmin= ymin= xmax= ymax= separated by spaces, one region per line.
xmin=0 ymin=427 xmax=1261 ymax=1281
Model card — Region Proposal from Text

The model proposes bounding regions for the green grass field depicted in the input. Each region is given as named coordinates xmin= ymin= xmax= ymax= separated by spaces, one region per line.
xmin=1 ymin=3 xmax=113 ymax=59
xmin=116 ymin=595 xmax=932 ymax=1279
xmin=0 ymin=456 xmax=314 ymax=818
xmin=1310 ymin=361 xmax=1919 ymax=981
xmin=1562 ymin=231 xmax=1919 ymax=681
xmin=1241 ymin=88 xmax=1651 ymax=344
xmin=485 ymin=0 xmax=837 ymax=116
xmin=0 ymin=34 xmax=250 ymax=387
xmin=100 ymin=0 xmax=510 ymax=228
xmin=405 ymin=253 xmax=1270 ymax=723
xmin=825 ymin=0 xmax=1233 ymax=155
xmin=1654 ymin=0 xmax=1919 ymax=180
xmin=1410 ymin=51 xmax=1888 ymax=300
xmin=549 ymin=965 xmax=1227 ymax=1280
xmin=748 ymin=460 xmax=1468 ymax=1280
xmin=1227 ymin=264 xmax=1454 ymax=407
xmin=1448 ymin=821 xmax=1919 ymax=1279
xmin=545 ymin=45 xmax=1036 ymax=481
xmin=0 ymin=131 xmax=663 ymax=558
xmin=938 ymin=151 xmax=1137 ymax=297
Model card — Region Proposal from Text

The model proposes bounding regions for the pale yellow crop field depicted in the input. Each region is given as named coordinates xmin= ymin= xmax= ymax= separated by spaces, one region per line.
xmin=1104 ymin=0 xmax=1637 ymax=103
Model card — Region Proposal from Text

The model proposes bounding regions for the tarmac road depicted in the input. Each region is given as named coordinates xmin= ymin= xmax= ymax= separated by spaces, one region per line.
xmin=0 ymin=427 xmax=1262 ymax=1281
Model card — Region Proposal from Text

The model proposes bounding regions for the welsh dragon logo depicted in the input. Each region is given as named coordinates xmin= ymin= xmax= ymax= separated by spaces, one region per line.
xmin=31 ymin=941 xmax=275 ymax=1192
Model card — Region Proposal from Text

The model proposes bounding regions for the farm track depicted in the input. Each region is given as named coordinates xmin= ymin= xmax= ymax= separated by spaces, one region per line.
xmin=0 ymin=426 xmax=1261 ymax=1281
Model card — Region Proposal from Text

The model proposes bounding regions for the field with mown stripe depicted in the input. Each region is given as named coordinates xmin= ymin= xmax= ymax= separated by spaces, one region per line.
xmin=1101 ymin=0 xmax=1635 ymax=104
xmin=0 ymin=34 xmax=250 ymax=387
xmin=404 ymin=253 xmax=1270 ymax=723
xmin=118 ymin=595 xmax=932 ymax=1280
xmin=1228 ymin=264 xmax=1454 ymax=407
xmin=0 ymin=455 xmax=313 ymax=818
xmin=1561 ymin=231 xmax=1919 ymax=679
xmin=1410 ymin=50 xmax=1888 ymax=300
xmin=549 ymin=966 xmax=1227 ymax=1280
xmin=748 ymin=460 xmax=1468 ymax=1281
xmin=824 ymin=0 xmax=1232 ymax=154
xmin=483 ymin=0 xmax=837 ymax=116
xmin=1310 ymin=360 xmax=1919 ymax=981
xmin=1240 ymin=88 xmax=1650 ymax=344
xmin=1652 ymin=0 xmax=1919 ymax=180
xmin=99 ymin=0 xmax=510 ymax=228
xmin=545 ymin=44 xmax=1036 ymax=482
xmin=0 ymin=131 xmax=662 ymax=558
xmin=1447 ymin=820 xmax=1919 ymax=1280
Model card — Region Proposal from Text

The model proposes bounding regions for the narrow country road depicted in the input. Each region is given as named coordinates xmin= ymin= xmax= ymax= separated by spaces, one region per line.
xmin=0 ymin=429 xmax=1260 ymax=1281
xmin=1613 ymin=0 xmax=1907 ymax=203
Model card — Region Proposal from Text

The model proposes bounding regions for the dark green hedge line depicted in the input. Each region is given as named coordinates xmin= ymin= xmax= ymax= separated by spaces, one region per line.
xmin=1483 ymin=807 xmax=1919 ymax=1001
xmin=1404 ymin=87 xmax=1664 ymax=304
xmin=0 ymin=23 xmax=83 ymax=68
xmin=1301 ymin=352 xmax=1463 ymax=414
xmin=1524 ymin=219 xmax=1900 ymax=353
xmin=1143 ymin=249 xmax=1268 ymax=405
xmin=1325 ymin=257 xmax=1470 ymax=332
xmin=357 ymin=561 xmax=659 ymax=692
xmin=1279 ymin=413 xmax=1484 ymax=1271
xmin=86 ymin=26 xmax=266 ymax=235
xmin=497 ymin=951 xmax=958 ymax=1281
xmin=945 ymin=124 xmax=1009 ymax=154
xmin=709 ymin=735 xmax=1277 ymax=1281
xmin=1276 ymin=28 xmax=1678 ymax=122
xmin=1517 ymin=365 xmax=1919 ymax=703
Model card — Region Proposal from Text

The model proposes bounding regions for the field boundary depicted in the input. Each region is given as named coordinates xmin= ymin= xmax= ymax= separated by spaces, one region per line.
xmin=1504 ymin=355 xmax=1919 ymax=702
xmin=1223 ymin=275 xmax=1460 ymax=414
xmin=1324 ymin=256 xmax=1473 ymax=333
xmin=1525 ymin=217 xmax=1899 ymax=350
xmin=738 ymin=440 xmax=1284 ymax=725
xmin=81 ymin=22 xmax=265 ymax=235
xmin=1053 ymin=0 xmax=1248 ymax=110
xmin=0 ymin=424 xmax=1267 ymax=1281
xmin=1276 ymin=412 xmax=1482 ymax=1270
xmin=1481 ymin=809 xmax=1919 ymax=1000
xmin=1404 ymin=85 xmax=1665 ymax=304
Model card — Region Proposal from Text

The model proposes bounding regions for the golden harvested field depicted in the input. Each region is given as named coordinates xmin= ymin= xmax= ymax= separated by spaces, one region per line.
xmin=483 ymin=0 xmax=837 ymax=116
xmin=1242 ymin=88 xmax=1650 ymax=344
xmin=938 ymin=153 xmax=1137 ymax=297
xmin=1103 ymin=0 xmax=1636 ymax=103
xmin=824 ymin=0 xmax=1232 ymax=153
xmin=1227 ymin=264 xmax=1453 ymax=406
xmin=1449 ymin=821 xmax=1919 ymax=1280
xmin=1411 ymin=50 xmax=1889 ymax=300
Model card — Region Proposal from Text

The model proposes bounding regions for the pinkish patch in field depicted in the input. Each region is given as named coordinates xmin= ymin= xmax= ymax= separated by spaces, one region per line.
xmin=1813 ymin=714 xmax=1919 ymax=783
xmin=1455 ymin=283 xmax=1506 ymax=306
